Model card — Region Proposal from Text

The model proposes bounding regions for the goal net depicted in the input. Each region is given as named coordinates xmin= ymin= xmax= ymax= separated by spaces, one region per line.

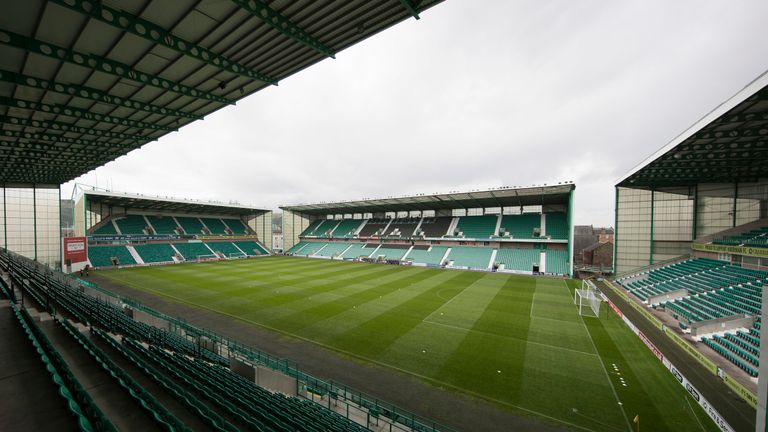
xmin=574 ymin=279 xmax=601 ymax=317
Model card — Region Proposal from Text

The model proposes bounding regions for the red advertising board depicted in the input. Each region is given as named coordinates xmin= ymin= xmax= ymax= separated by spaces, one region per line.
xmin=63 ymin=237 xmax=88 ymax=263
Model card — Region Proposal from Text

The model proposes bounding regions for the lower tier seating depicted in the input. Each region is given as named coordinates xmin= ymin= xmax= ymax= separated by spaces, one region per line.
xmin=206 ymin=242 xmax=245 ymax=257
xmin=370 ymin=245 xmax=409 ymax=260
xmin=404 ymin=246 xmax=448 ymax=265
xmin=172 ymin=242 xmax=213 ymax=260
xmin=447 ymin=247 xmax=492 ymax=269
xmin=232 ymin=240 xmax=267 ymax=255
xmin=313 ymin=242 xmax=350 ymax=257
xmin=134 ymin=244 xmax=176 ymax=263
xmin=88 ymin=245 xmax=136 ymax=267
xmin=495 ymin=248 xmax=539 ymax=272
xmin=545 ymin=249 xmax=569 ymax=275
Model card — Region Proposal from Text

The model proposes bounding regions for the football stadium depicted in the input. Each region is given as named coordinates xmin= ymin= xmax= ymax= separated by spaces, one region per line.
xmin=0 ymin=1 xmax=767 ymax=432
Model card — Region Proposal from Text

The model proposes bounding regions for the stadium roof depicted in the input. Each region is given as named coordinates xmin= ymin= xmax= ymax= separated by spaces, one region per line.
xmin=83 ymin=188 xmax=268 ymax=215
xmin=618 ymin=69 xmax=768 ymax=188
xmin=0 ymin=0 xmax=443 ymax=184
xmin=280 ymin=184 xmax=575 ymax=215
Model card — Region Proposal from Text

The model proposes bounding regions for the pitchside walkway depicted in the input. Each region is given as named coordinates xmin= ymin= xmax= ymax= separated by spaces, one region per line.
xmin=599 ymin=281 xmax=755 ymax=432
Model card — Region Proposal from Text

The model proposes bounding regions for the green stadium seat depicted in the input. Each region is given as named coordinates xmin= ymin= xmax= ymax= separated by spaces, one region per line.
xmin=453 ymin=215 xmax=497 ymax=239
xmin=447 ymin=247 xmax=492 ymax=269
xmin=88 ymin=246 xmax=136 ymax=267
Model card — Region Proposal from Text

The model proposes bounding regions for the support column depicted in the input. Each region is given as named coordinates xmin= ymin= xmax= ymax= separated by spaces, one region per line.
xmin=649 ymin=189 xmax=655 ymax=266
xmin=733 ymin=182 xmax=738 ymax=228
xmin=691 ymin=185 xmax=698 ymax=240
xmin=613 ymin=187 xmax=619 ymax=274
xmin=33 ymin=186 xmax=37 ymax=261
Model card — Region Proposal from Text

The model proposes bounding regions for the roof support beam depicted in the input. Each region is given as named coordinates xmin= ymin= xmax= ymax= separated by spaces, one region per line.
xmin=399 ymin=0 xmax=421 ymax=19
xmin=0 ymin=96 xmax=176 ymax=132
xmin=1 ymin=129 xmax=140 ymax=148
xmin=0 ymin=29 xmax=232 ymax=105
xmin=0 ymin=114 xmax=151 ymax=141
xmin=0 ymin=69 xmax=201 ymax=120
xmin=228 ymin=0 xmax=335 ymax=58
xmin=50 ymin=0 xmax=277 ymax=85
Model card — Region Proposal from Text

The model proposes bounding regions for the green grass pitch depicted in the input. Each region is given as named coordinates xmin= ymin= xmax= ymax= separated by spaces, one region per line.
xmin=99 ymin=256 xmax=718 ymax=432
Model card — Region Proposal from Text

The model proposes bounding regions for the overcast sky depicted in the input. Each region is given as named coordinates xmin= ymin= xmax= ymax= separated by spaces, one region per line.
xmin=62 ymin=0 xmax=768 ymax=227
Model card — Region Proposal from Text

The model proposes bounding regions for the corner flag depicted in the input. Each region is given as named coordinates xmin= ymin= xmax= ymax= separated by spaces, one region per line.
xmin=633 ymin=415 xmax=639 ymax=423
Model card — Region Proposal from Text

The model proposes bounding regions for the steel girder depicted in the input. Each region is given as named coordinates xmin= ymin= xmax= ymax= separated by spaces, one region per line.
xmin=0 ymin=96 xmax=176 ymax=131
xmin=228 ymin=0 xmax=335 ymax=58
xmin=0 ymin=114 xmax=151 ymax=141
xmin=50 ymin=0 xmax=277 ymax=85
xmin=0 ymin=29 xmax=232 ymax=105
xmin=399 ymin=0 xmax=421 ymax=19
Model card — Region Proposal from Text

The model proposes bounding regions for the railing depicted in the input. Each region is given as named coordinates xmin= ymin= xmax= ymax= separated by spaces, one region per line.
xmin=613 ymin=254 xmax=691 ymax=279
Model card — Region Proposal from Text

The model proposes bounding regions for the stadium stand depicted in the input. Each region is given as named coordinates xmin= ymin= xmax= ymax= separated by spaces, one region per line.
xmin=545 ymin=249 xmax=569 ymax=275
xmin=232 ymin=240 xmax=268 ymax=256
xmin=382 ymin=218 xmax=420 ymax=238
xmin=299 ymin=220 xmax=324 ymax=237
xmin=617 ymin=258 xmax=766 ymax=377
xmin=223 ymin=218 xmax=250 ymax=235
xmin=313 ymin=242 xmax=351 ymax=258
xmin=545 ymin=212 xmax=569 ymax=240
xmin=340 ymin=243 xmax=377 ymax=259
xmin=115 ymin=215 xmax=149 ymax=235
xmin=414 ymin=217 xmax=453 ymax=238
xmin=0 ymin=250 xmax=378 ymax=432
xmin=496 ymin=248 xmax=539 ymax=272
xmin=176 ymin=217 xmax=206 ymax=235
xmin=447 ymin=247 xmax=492 ymax=269
xmin=331 ymin=219 xmax=364 ymax=238
xmin=498 ymin=214 xmax=540 ymax=239
xmin=314 ymin=219 xmax=339 ymax=238
xmin=287 ymin=241 xmax=310 ymax=255
xmin=206 ymin=242 xmax=245 ymax=258
xmin=200 ymin=218 xmax=228 ymax=235
xmin=145 ymin=215 xmax=180 ymax=235
xmin=88 ymin=246 xmax=136 ymax=267
xmin=298 ymin=242 xmax=328 ymax=257
xmin=91 ymin=220 xmax=119 ymax=236
xmin=404 ymin=246 xmax=448 ymax=265
xmin=370 ymin=245 xmax=410 ymax=260
xmin=358 ymin=219 xmax=389 ymax=237
xmin=714 ymin=227 xmax=768 ymax=247
xmin=134 ymin=244 xmax=176 ymax=263
xmin=172 ymin=242 xmax=213 ymax=260
xmin=452 ymin=215 xmax=497 ymax=239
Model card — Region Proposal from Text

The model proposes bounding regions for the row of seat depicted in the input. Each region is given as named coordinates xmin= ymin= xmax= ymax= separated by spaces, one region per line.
xmin=88 ymin=240 xmax=269 ymax=267
xmin=286 ymin=242 xmax=570 ymax=274
xmin=91 ymin=215 xmax=252 ymax=236
xmin=300 ymin=213 xmax=569 ymax=241
xmin=713 ymin=226 xmax=768 ymax=248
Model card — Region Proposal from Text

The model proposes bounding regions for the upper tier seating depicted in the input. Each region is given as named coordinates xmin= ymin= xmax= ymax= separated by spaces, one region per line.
xmin=134 ymin=243 xmax=176 ymax=263
xmin=415 ymin=217 xmax=452 ymax=238
xmin=714 ymin=227 xmax=768 ymax=248
xmin=447 ymin=247 xmax=492 ymax=269
xmin=223 ymin=218 xmax=250 ymax=235
xmin=495 ymin=248 xmax=539 ymax=272
xmin=499 ymin=214 xmax=540 ymax=239
xmin=404 ymin=246 xmax=448 ymax=265
xmin=91 ymin=220 xmax=118 ymax=235
xmin=330 ymin=219 xmax=364 ymax=239
xmin=232 ymin=240 xmax=268 ymax=255
xmin=545 ymin=249 xmax=569 ymax=275
xmin=175 ymin=217 xmax=205 ymax=235
xmin=145 ymin=215 xmax=179 ymax=235
xmin=370 ymin=245 xmax=409 ymax=260
xmin=453 ymin=215 xmax=497 ymax=239
xmin=115 ymin=215 xmax=149 ymax=235
xmin=298 ymin=220 xmax=324 ymax=237
xmin=172 ymin=242 xmax=213 ymax=260
xmin=545 ymin=212 xmax=569 ymax=239
xmin=357 ymin=219 xmax=390 ymax=237
xmin=88 ymin=245 xmax=136 ymax=267
xmin=200 ymin=218 xmax=228 ymax=235
xmin=206 ymin=242 xmax=245 ymax=257
xmin=382 ymin=218 xmax=420 ymax=238
xmin=313 ymin=242 xmax=351 ymax=257
xmin=313 ymin=220 xmax=341 ymax=238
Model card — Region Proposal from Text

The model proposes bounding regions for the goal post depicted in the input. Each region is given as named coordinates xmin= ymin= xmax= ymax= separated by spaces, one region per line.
xmin=574 ymin=279 xmax=601 ymax=317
